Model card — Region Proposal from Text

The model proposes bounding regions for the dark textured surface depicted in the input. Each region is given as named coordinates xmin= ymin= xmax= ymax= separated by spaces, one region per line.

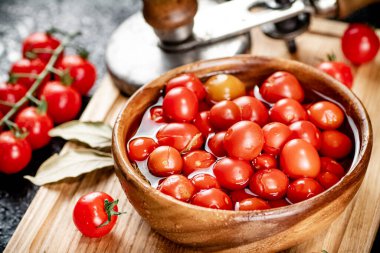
xmin=0 ymin=0 xmax=140 ymax=251
xmin=0 ymin=0 xmax=379 ymax=252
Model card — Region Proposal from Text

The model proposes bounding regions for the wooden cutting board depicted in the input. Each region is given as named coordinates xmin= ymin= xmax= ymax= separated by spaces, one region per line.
xmin=5 ymin=18 xmax=380 ymax=253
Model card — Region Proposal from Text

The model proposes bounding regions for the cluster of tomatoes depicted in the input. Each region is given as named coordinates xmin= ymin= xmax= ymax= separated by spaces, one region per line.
xmin=0 ymin=32 xmax=96 ymax=174
xmin=128 ymin=71 xmax=353 ymax=211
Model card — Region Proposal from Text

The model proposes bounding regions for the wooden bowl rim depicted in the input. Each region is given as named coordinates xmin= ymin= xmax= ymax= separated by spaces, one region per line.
xmin=112 ymin=55 xmax=372 ymax=219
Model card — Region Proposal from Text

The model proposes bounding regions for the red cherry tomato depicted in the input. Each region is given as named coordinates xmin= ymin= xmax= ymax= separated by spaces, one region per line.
xmin=209 ymin=100 xmax=241 ymax=130
xmin=320 ymin=130 xmax=352 ymax=159
xmin=0 ymin=82 xmax=27 ymax=115
xmin=128 ymin=137 xmax=158 ymax=161
xmin=158 ymin=175 xmax=195 ymax=202
xmin=269 ymin=98 xmax=308 ymax=125
xmin=193 ymin=111 xmax=213 ymax=137
xmin=268 ymin=199 xmax=289 ymax=208
xmin=15 ymin=106 xmax=53 ymax=150
xmin=166 ymin=73 xmax=206 ymax=100
xmin=56 ymin=55 xmax=97 ymax=95
xmin=308 ymin=101 xmax=344 ymax=130
xmin=0 ymin=131 xmax=32 ymax=174
xmin=22 ymin=32 xmax=61 ymax=63
xmin=156 ymin=123 xmax=203 ymax=152
xmin=230 ymin=189 xmax=255 ymax=205
xmin=39 ymin=81 xmax=82 ymax=123
xmin=262 ymin=122 xmax=292 ymax=155
xmin=287 ymin=178 xmax=324 ymax=203
xmin=317 ymin=61 xmax=353 ymax=88
xmin=162 ymin=87 xmax=198 ymax=122
xmin=233 ymin=96 xmax=269 ymax=127
xmin=259 ymin=71 xmax=304 ymax=103
xmin=289 ymin=120 xmax=321 ymax=150
xmin=10 ymin=58 xmax=49 ymax=90
xmin=213 ymin=157 xmax=253 ymax=190
xmin=182 ymin=150 xmax=215 ymax=176
xmin=280 ymin=139 xmax=321 ymax=179
xmin=320 ymin=157 xmax=345 ymax=178
xmin=73 ymin=192 xmax=121 ymax=238
xmin=252 ymin=153 xmax=277 ymax=170
xmin=342 ymin=23 xmax=380 ymax=64
xmin=190 ymin=173 xmax=220 ymax=192
xmin=190 ymin=188 xmax=233 ymax=210
xmin=317 ymin=171 xmax=340 ymax=189
xmin=249 ymin=168 xmax=289 ymax=200
xmin=223 ymin=121 xmax=264 ymax=160
xmin=236 ymin=197 xmax=270 ymax=211
xmin=207 ymin=131 xmax=227 ymax=157
xmin=148 ymin=146 xmax=183 ymax=177
xmin=150 ymin=106 xmax=165 ymax=123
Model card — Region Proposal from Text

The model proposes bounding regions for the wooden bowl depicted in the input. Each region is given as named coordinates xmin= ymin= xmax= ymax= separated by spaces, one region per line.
xmin=112 ymin=55 xmax=372 ymax=252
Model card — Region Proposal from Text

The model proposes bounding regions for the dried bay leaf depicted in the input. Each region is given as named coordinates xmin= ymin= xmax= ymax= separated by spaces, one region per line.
xmin=49 ymin=121 xmax=112 ymax=148
xmin=24 ymin=149 xmax=114 ymax=186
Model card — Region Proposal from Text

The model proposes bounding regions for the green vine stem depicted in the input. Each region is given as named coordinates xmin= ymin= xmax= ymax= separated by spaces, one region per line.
xmin=0 ymin=31 xmax=81 ymax=128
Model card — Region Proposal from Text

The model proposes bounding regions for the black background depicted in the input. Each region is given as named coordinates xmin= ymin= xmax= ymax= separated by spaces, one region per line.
xmin=0 ymin=0 xmax=379 ymax=251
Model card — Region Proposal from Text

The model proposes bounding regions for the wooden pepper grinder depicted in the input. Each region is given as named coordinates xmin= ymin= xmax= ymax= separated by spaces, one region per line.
xmin=142 ymin=0 xmax=198 ymax=43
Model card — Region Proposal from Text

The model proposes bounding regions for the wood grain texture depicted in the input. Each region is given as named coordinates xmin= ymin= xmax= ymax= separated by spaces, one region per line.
xmin=5 ymin=18 xmax=380 ymax=253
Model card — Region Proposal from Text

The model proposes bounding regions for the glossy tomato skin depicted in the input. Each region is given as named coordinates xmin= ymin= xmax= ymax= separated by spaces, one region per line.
xmin=269 ymin=98 xmax=308 ymax=125
xmin=193 ymin=111 xmax=213 ymax=137
xmin=262 ymin=122 xmax=292 ymax=155
xmin=223 ymin=121 xmax=264 ymax=160
xmin=128 ymin=137 xmax=158 ymax=161
xmin=150 ymin=106 xmax=165 ymax=123
xmin=252 ymin=153 xmax=277 ymax=170
xmin=166 ymin=73 xmax=206 ymax=100
xmin=162 ymin=87 xmax=198 ymax=122
xmin=10 ymin=58 xmax=49 ymax=90
xmin=213 ymin=157 xmax=253 ymax=190
xmin=280 ymin=139 xmax=320 ymax=179
xmin=320 ymin=130 xmax=352 ymax=159
xmin=268 ymin=199 xmax=289 ymax=208
xmin=287 ymin=178 xmax=324 ymax=203
xmin=182 ymin=150 xmax=215 ymax=176
xmin=289 ymin=120 xmax=321 ymax=150
xmin=233 ymin=96 xmax=269 ymax=127
xmin=207 ymin=131 xmax=227 ymax=157
xmin=209 ymin=100 xmax=241 ymax=130
xmin=15 ymin=107 xmax=54 ymax=150
xmin=0 ymin=131 xmax=32 ymax=174
xmin=190 ymin=173 xmax=220 ymax=192
xmin=230 ymin=189 xmax=255 ymax=205
xmin=0 ymin=83 xmax=27 ymax=114
xmin=147 ymin=146 xmax=183 ymax=177
xmin=317 ymin=171 xmax=340 ymax=189
xmin=249 ymin=168 xmax=289 ymax=200
xmin=73 ymin=192 xmax=118 ymax=238
xmin=317 ymin=61 xmax=353 ymax=88
xmin=342 ymin=23 xmax=380 ymax=64
xmin=236 ymin=197 xmax=270 ymax=211
xmin=259 ymin=71 xmax=304 ymax=103
xmin=158 ymin=175 xmax=195 ymax=202
xmin=190 ymin=188 xmax=233 ymax=210
xmin=204 ymin=74 xmax=246 ymax=102
xmin=308 ymin=101 xmax=344 ymax=130
xmin=22 ymin=32 xmax=61 ymax=63
xmin=56 ymin=55 xmax=97 ymax=95
xmin=320 ymin=157 xmax=345 ymax=178
xmin=156 ymin=123 xmax=203 ymax=152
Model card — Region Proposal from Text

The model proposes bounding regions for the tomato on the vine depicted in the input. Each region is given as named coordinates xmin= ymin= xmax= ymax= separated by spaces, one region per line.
xmin=22 ymin=32 xmax=61 ymax=63
xmin=342 ymin=23 xmax=379 ymax=64
xmin=148 ymin=146 xmax=183 ymax=177
xmin=166 ymin=73 xmax=206 ymax=100
xmin=73 ymin=192 xmax=123 ymax=238
xmin=0 ymin=82 xmax=27 ymax=115
xmin=317 ymin=60 xmax=353 ymax=88
xmin=10 ymin=58 xmax=49 ymax=90
xmin=39 ymin=81 xmax=82 ymax=124
xmin=15 ymin=106 xmax=53 ymax=150
xmin=0 ymin=131 xmax=32 ymax=174
xmin=162 ymin=87 xmax=198 ymax=122
xmin=158 ymin=175 xmax=195 ymax=202
xmin=128 ymin=137 xmax=158 ymax=161
xmin=56 ymin=55 xmax=97 ymax=95
xmin=190 ymin=188 xmax=233 ymax=210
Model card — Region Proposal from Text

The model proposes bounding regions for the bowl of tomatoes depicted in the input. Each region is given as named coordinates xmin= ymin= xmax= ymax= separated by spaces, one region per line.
xmin=112 ymin=55 xmax=372 ymax=252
